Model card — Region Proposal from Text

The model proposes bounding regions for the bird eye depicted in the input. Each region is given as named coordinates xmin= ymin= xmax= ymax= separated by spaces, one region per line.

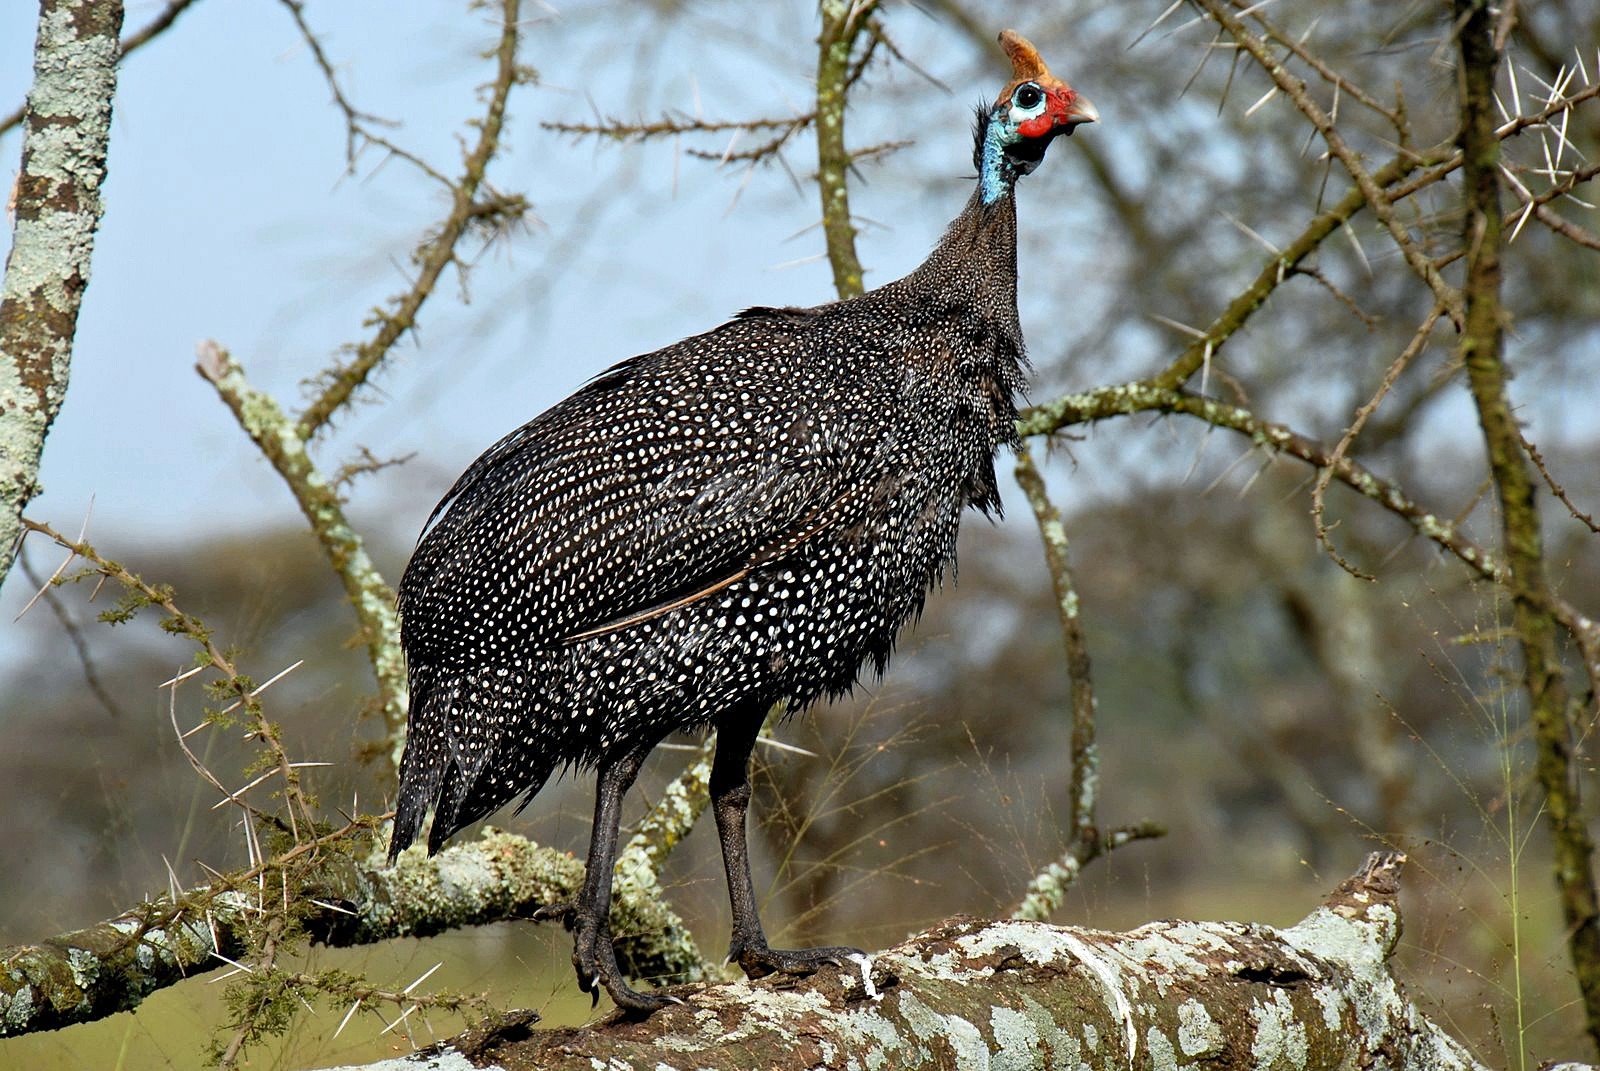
xmin=1014 ymin=83 xmax=1043 ymax=110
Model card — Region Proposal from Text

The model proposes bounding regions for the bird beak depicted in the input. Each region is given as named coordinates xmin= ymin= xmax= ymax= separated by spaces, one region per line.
xmin=1055 ymin=91 xmax=1099 ymax=135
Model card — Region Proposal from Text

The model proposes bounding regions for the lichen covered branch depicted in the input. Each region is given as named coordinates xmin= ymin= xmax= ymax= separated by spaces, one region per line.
xmin=0 ymin=828 xmax=705 ymax=1038
xmin=196 ymin=342 xmax=408 ymax=762
xmin=336 ymin=852 xmax=1485 ymax=1071
xmin=1010 ymin=447 xmax=1162 ymax=920
xmin=0 ymin=0 xmax=124 ymax=588
xmin=0 ymin=0 xmax=191 ymax=139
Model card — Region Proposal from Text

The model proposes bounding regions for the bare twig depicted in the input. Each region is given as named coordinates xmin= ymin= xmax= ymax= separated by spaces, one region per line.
xmin=1310 ymin=304 xmax=1444 ymax=579
xmin=1520 ymin=433 xmax=1600 ymax=534
xmin=295 ymin=0 xmax=529 ymax=438
xmin=17 ymin=543 xmax=126 ymax=719
xmin=275 ymin=0 xmax=402 ymax=172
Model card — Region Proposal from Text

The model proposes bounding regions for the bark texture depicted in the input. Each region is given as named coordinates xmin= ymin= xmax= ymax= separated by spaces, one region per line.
xmin=0 ymin=0 xmax=124 ymax=585
xmin=313 ymin=852 xmax=1488 ymax=1071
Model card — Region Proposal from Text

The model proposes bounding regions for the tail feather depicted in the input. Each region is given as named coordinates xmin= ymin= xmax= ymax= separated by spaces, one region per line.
xmin=391 ymin=661 xmax=558 ymax=859
xmin=389 ymin=665 xmax=455 ymax=860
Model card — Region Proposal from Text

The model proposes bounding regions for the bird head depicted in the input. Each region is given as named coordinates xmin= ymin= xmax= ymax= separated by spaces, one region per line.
xmin=976 ymin=30 xmax=1097 ymax=197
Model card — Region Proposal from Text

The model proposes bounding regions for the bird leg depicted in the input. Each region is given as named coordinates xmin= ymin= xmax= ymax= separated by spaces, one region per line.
xmin=711 ymin=711 xmax=865 ymax=979
xmin=567 ymin=742 xmax=676 ymax=1014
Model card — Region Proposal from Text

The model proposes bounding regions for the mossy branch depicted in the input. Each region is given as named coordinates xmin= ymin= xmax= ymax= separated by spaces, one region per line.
xmin=1452 ymin=0 xmax=1600 ymax=1053
xmin=815 ymin=0 xmax=880 ymax=301
xmin=0 ymin=827 xmax=705 ymax=1038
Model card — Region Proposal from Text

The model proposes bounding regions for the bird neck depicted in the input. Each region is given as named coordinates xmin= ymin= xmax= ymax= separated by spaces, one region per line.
xmin=977 ymin=109 xmax=1023 ymax=206
xmin=907 ymin=185 xmax=1021 ymax=318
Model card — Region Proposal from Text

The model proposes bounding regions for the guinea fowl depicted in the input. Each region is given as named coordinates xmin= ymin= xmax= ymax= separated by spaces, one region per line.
xmin=390 ymin=29 xmax=1096 ymax=1012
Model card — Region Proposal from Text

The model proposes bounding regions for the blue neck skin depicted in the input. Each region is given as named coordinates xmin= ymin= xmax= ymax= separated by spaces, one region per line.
xmin=979 ymin=113 xmax=1018 ymax=206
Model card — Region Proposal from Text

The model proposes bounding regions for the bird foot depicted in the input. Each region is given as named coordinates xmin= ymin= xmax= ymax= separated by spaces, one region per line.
xmin=570 ymin=912 xmax=681 ymax=1015
xmin=730 ymin=941 xmax=867 ymax=980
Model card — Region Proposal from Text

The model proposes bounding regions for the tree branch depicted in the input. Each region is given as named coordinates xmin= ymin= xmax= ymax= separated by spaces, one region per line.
xmin=1010 ymin=446 xmax=1162 ymax=919
xmin=293 ymin=0 xmax=528 ymax=439
xmin=0 ymin=0 xmax=124 ymax=588
xmin=196 ymin=342 xmax=408 ymax=764
xmin=317 ymin=852 xmax=1491 ymax=1071
xmin=815 ymin=0 xmax=879 ymax=300
xmin=1452 ymin=0 xmax=1600 ymax=1053
xmin=0 ymin=827 xmax=706 ymax=1037
xmin=1194 ymin=0 xmax=1465 ymax=328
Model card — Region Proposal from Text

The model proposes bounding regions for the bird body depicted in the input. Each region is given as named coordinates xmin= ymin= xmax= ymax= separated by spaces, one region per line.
xmin=394 ymin=202 xmax=1026 ymax=851
xmin=391 ymin=29 xmax=1095 ymax=1012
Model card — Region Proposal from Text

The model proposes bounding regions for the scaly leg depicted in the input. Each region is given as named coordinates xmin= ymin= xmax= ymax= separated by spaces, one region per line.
xmin=566 ymin=742 xmax=673 ymax=1013
xmin=711 ymin=708 xmax=864 ymax=978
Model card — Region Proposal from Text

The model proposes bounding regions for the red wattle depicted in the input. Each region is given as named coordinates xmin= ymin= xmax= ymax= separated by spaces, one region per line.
xmin=1018 ymin=114 xmax=1054 ymax=138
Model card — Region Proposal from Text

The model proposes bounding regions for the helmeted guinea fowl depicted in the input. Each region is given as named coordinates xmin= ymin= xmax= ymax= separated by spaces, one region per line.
xmin=390 ymin=29 xmax=1096 ymax=1012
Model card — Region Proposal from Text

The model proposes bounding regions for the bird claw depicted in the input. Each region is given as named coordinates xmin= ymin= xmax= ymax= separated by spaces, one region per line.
xmin=569 ymin=914 xmax=677 ymax=1015
xmin=533 ymin=901 xmax=578 ymax=927
xmin=731 ymin=943 xmax=868 ymax=980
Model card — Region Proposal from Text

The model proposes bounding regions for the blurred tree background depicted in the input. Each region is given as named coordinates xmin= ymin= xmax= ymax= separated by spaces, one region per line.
xmin=1 ymin=0 xmax=1597 ymax=1066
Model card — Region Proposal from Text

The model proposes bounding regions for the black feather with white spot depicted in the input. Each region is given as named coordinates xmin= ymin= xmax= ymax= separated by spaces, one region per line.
xmin=392 ymin=192 xmax=1030 ymax=858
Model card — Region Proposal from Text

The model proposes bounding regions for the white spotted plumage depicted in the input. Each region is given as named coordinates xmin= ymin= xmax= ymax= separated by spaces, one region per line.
xmin=390 ymin=83 xmax=1063 ymax=860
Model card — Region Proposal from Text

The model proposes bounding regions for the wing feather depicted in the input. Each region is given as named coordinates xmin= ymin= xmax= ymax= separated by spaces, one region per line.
xmin=399 ymin=315 xmax=882 ymax=660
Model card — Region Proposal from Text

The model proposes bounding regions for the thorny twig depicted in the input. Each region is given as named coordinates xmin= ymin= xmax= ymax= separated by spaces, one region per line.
xmin=1310 ymin=304 xmax=1445 ymax=579
xmin=295 ymin=0 xmax=530 ymax=438
xmin=16 ymin=542 xmax=125 ymax=719
xmin=1194 ymin=0 xmax=1466 ymax=327
xmin=20 ymin=518 xmax=316 ymax=841
xmin=1520 ymin=432 xmax=1600 ymax=535
xmin=1246 ymin=6 xmax=1405 ymax=131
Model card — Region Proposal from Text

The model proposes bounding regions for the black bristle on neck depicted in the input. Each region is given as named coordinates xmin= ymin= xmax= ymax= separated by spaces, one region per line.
xmin=970 ymin=103 xmax=992 ymax=172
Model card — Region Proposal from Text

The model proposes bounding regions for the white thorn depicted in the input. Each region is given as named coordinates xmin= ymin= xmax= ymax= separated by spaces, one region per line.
xmin=403 ymin=962 xmax=444 ymax=995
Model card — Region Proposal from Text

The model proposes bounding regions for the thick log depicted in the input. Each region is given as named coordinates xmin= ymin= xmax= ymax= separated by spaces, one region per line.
xmin=316 ymin=852 xmax=1488 ymax=1071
